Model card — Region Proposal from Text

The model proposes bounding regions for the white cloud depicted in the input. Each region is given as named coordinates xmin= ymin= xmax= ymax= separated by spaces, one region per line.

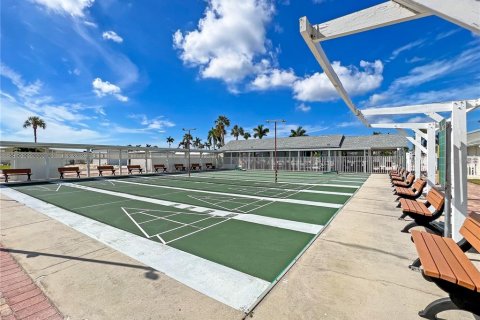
xmin=31 ymin=0 xmax=94 ymax=17
xmin=173 ymin=0 xmax=275 ymax=86
xmin=0 ymin=63 xmax=43 ymax=98
xmin=366 ymin=45 xmax=480 ymax=107
xmin=102 ymin=31 xmax=123 ymax=43
xmin=250 ymin=68 xmax=297 ymax=90
xmin=127 ymin=114 xmax=175 ymax=132
xmin=92 ymin=78 xmax=128 ymax=102
xmin=293 ymin=60 xmax=384 ymax=102
xmin=296 ymin=103 xmax=311 ymax=112
xmin=389 ymin=39 xmax=425 ymax=61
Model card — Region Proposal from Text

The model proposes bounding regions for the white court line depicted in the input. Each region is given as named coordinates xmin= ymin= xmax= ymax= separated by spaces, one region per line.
xmin=137 ymin=176 xmax=354 ymax=196
xmin=61 ymin=183 xmax=323 ymax=234
xmin=1 ymin=187 xmax=268 ymax=311
xmin=114 ymin=180 xmax=343 ymax=209
xmin=179 ymin=174 xmax=359 ymax=189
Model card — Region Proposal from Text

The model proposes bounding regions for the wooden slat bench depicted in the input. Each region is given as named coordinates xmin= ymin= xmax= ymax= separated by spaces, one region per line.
xmin=205 ymin=163 xmax=216 ymax=170
xmin=191 ymin=163 xmax=201 ymax=171
xmin=393 ymin=173 xmax=415 ymax=188
xmin=399 ymin=187 xmax=445 ymax=235
xmin=154 ymin=164 xmax=167 ymax=173
xmin=389 ymin=167 xmax=403 ymax=177
xmin=390 ymin=168 xmax=405 ymax=178
xmin=2 ymin=169 xmax=32 ymax=183
xmin=58 ymin=167 xmax=80 ymax=179
xmin=97 ymin=165 xmax=115 ymax=176
xmin=174 ymin=164 xmax=185 ymax=171
xmin=391 ymin=170 xmax=408 ymax=182
xmin=127 ymin=165 xmax=143 ymax=174
xmin=395 ymin=179 xmax=426 ymax=200
xmin=410 ymin=215 xmax=480 ymax=318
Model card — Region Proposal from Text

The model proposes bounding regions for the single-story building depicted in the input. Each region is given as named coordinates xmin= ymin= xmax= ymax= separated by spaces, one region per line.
xmin=220 ymin=134 xmax=408 ymax=173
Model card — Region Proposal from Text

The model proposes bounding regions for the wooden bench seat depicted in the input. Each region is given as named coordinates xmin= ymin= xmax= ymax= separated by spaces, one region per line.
xmin=191 ymin=163 xmax=201 ymax=170
xmin=174 ymin=164 xmax=185 ymax=171
xmin=395 ymin=179 xmax=426 ymax=200
xmin=127 ymin=165 xmax=143 ymax=174
xmin=2 ymin=169 xmax=32 ymax=183
xmin=393 ymin=173 xmax=415 ymax=187
xmin=205 ymin=163 xmax=215 ymax=170
xmin=58 ymin=167 xmax=80 ymax=179
xmin=97 ymin=165 xmax=115 ymax=176
xmin=400 ymin=188 xmax=445 ymax=235
xmin=154 ymin=164 xmax=167 ymax=173
xmin=410 ymin=215 xmax=480 ymax=318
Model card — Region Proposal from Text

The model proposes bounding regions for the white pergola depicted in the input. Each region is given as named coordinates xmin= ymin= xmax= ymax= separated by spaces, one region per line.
xmin=300 ymin=0 xmax=480 ymax=240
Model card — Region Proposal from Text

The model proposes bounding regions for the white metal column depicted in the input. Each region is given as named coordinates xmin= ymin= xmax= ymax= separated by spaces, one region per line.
xmin=426 ymin=123 xmax=436 ymax=190
xmin=451 ymin=101 xmax=468 ymax=241
xmin=415 ymin=132 xmax=422 ymax=176
xmin=86 ymin=149 xmax=91 ymax=177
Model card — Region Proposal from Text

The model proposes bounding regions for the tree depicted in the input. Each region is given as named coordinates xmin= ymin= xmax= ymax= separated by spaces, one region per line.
xmin=166 ymin=136 xmax=174 ymax=148
xmin=253 ymin=124 xmax=269 ymax=139
xmin=230 ymin=125 xmax=244 ymax=140
xmin=193 ymin=137 xmax=203 ymax=148
xmin=204 ymin=142 xmax=212 ymax=150
xmin=207 ymin=127 xmax=219 ymax=150
xmin=178 ymin=133 xmax=193 ymax=149
xmin=23 ymin=116 xmax=46 ymax=143
xmin=289 ymin=126 xmax=307 ymax=137
xmin=372 ymin=131 xmax=382 ymax=135
xmin=215 ymin=115 xmax=230 ymax=146
xmin=145 ymin=144 xmax=151 ymax=147
xmin=243 ymin=132 xmax=251 ymax=140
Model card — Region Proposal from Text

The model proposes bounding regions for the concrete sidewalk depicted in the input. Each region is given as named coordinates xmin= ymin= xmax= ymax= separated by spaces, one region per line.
xmin=251 ymin=174 xmax=477 ymax=320
xmin=1 ymin=175 xmax=478 ymax=319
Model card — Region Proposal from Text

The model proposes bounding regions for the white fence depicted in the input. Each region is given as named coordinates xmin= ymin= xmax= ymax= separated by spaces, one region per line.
xmin=224 ymin=155 xmax=404 ymax=174
xmin=468 ymin=156 xmax=480 ymax=178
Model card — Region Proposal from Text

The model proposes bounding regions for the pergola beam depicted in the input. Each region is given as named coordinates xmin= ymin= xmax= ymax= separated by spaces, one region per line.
xmin=310 ymin=2 xmax=428 ymax=42
xmin=370 ymin=122 xmax=430 ymax=129
xmin=395 ymin=0 xmax=480 ymax=34
xmin=362 ymin=99 xmax=480 ymax=116
xmin=299 ymin=17 xmax=370 ymax=126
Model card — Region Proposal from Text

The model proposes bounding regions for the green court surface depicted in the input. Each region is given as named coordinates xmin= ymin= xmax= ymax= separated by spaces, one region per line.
xmin=11 ymin=170 xmax=368 ymax=283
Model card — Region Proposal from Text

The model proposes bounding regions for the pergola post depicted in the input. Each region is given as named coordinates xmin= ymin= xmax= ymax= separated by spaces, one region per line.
xmin=426 ymin=123 xmax=436 ymax=190
xmin=86 ymin=148 xmax=91 ymax=177
xmin=415 ymin=132 xmax=422 ymax=176
xmin=119 ymin=149 xmax=123 ymax=175
xmin=451 ymin=101 xmax=468 ymax=241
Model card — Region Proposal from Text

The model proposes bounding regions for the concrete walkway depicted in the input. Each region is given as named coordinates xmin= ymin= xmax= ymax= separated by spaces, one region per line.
xmin=1 ymin=175 xmax=478 ymax=319
xmin=251 ymin=175 xmax=478 ymax=320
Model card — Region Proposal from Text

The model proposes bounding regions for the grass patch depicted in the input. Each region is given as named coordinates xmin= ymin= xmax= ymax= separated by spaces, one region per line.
xmin=468 ymin=179 xmax=480 ymax=185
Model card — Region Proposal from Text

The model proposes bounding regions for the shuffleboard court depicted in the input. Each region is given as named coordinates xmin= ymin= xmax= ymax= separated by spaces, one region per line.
xmin=4 ymin=170 xmax=368 ymax=311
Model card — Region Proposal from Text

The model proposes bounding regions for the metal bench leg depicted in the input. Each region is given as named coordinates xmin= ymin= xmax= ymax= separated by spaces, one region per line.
xmin=27 ymin=174 xmax=31 ymax=181
xmin=398 ymin=212 xmax=407 ymax=220
xmin=419 ymin=297 xmax=457 ymax=319
xmin=401 ymin=221 xmax=418 ymax=233
xmin=409 ymin=258 xmax=421 ymax=270
xmin=425 ymin=222 xmax=444 ymax=236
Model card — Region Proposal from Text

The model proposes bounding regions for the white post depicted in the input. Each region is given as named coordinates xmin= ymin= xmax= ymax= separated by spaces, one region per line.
xmin=86 ymin=149 xmax=91 ymax=177
xmin=327 ymin=150 xmax=331 ymax=172
xmin=145 ymin=150 xmax=148 ymax=173
xmin=363 ymin=149 xmax=367 ymax=173
xmin=44 ymin=148 xmax=50 ymax=180
xmin=297 ymin=151 xmax=301 ymax=171
xmin=248 ymin=152 xmax=251 ymax=170
xmin=427 ymin=122 xmax=436 ymax=190
xmin=415 ymin=132 xmax=422 ymax=177
xmin=119 ymin=149 xmax=123 ymax=175
xmin=451 ymin=101 xmax=468 ymax=241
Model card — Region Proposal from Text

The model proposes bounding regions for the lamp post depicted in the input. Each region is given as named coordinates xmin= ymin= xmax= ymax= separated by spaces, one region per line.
xmin=182 ymin=128 xmax=196 ymax=177
xmin=266 ymin=119 xmax=286 ymax=183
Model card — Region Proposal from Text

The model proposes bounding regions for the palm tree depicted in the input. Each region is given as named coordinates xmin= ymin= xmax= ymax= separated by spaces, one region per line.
xmin=166 ymin=136 xmax=174 ymax=148
xmin=289 ymin=126 xmax=308 ymax=137
xmin=204 ymin=142 xmax=212 ymax=150
xmin=178 ymin=133 xmax=193 ymax=149
xmin=243 ymin=132 xmax=251 ymax=140
xmin=230 ymin=125 xmax=244 ymax=140
xmin=253 ymin=124 xmax=269 ymax=139
xmin=207 ymin=127 xmax=218 ymax=150
xmin=215 ymin=115 xmax=230 ymax=146
xmin=23 ymin=116 xmax=46 ymax=143
xmin=193 ymin=137 xmax=202 ymax=148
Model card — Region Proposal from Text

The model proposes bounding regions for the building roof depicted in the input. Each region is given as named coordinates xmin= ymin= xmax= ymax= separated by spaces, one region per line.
xmin=220 ymin=134 xmax=407 ymax=152
xmin=468 ymin=129 xmax=480 ymax=146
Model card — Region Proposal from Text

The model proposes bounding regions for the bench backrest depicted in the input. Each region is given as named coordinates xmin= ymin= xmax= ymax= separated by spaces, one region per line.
xmin=58 ymin=167 xmax=79 ymax=172
xmin=127 ymin=165 xmax=141 ymax=169
xmin=405 ymin=173 xmax=415 ymax=184
xmin=191 ymin=163 xmax=200 ymax=166
xmin=98 ymin=165 xmax=114 ymax=170
xmin=174 ymin=164 xmax=184 ymax=167
xmin=460 ymin=215 xmax=480 ymax=252
xmin=154 ymin=164 xmax=165 ymax=168
xmin=426 ymin=188 xmax=445 ymax=211
xmin=2 ymin=168 xmax=31 ymax=174
xmin=412 ymin=179 xmax=426 ymax=191
xmin=205 ymin=163 xmax=213 ymax=166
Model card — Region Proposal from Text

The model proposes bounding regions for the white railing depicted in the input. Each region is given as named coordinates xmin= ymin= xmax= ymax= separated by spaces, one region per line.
xmin=468 ymin=156 xmax=480 ymax=178
xmin=225 ymin=155 xmax=404 ymax=174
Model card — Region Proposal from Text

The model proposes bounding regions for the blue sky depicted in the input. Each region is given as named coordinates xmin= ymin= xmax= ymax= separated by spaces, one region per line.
xmin=1 ymin=0 xmax=479 ymax=146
